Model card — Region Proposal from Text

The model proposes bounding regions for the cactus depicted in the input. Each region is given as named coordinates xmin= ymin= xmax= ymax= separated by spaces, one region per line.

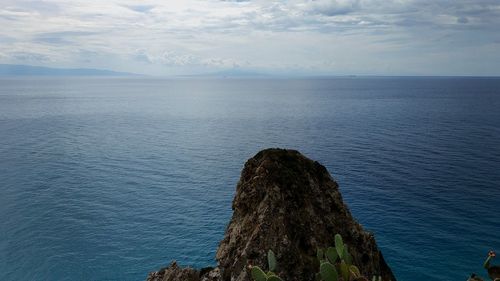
xmin=349 ymin=265 xmax=361 ymax=278
xmin=315 ymin=234 xmax=381 ymax=281
xmin=250 ymin=265 xmax=284 ymax=281
xmin=317 ymin=249 xmax=325 ymax=261
xmin=249 ymin=249 xmax=283 ymax=281
xmin=320 ymin=262 xmax=338 ymax=281
xmin=252 ymin=234 xmax=385 ymax=281
xmin=335 ymin=234 xmax=344 ymax=258
xmin=268 ymin=250 xmax=277 ymax=272
xmin=340 ymin=260 xmax=349 ymax=281
xmin=342 ymin=245 xmax=352 ymax=265
xmin=326 ymin=247 xmax=338 ymax=264
xmin=251 ymin=266 xmax=267 ymax=281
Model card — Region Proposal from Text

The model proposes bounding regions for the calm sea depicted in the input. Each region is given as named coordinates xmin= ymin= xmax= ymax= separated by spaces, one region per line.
xmin=0 ymin=77 xmax=499 ymax=281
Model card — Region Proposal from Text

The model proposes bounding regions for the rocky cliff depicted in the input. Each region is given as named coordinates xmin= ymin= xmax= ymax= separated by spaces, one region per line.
xmin=147 ymin=148 xmax=396 ymax=281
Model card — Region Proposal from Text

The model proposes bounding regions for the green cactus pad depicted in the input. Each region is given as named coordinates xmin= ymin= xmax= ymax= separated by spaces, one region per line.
xmin=349 ymin=265 xmax=361 ymax=278
xmin=267 ymin=276 xmax=284 ymax=281
xmin=320 ymin=262 xmax=338 ymax=281
xmin=340 ymin=260 xmax=349 ymax=281
xmin=268 ymin=250 xmax=277 ymax=272
xmin=334 ymin=234 xmax=344 ymax=258
xmin=342 ymin=245 xmax=352 ymax=265
xmin=251 ymin=266 xmax=267 ymax=281
xmin=317 ymin=248 xmax=325 ymax=261
xmin=267 ymin=272 xmax=276 ymax=277
xmin=326 ymin=247 xmax=338 ymax=264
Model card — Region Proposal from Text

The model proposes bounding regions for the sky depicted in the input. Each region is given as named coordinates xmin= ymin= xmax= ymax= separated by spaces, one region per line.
xmin=0 ymin=0 xmax=499 ymax=76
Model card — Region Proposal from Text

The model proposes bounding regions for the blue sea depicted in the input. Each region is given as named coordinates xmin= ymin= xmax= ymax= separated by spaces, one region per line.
xmin=0 ymin=77 xmax=499 ymax=281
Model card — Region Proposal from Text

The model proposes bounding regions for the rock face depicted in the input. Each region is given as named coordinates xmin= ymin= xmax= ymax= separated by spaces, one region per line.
xmin=147 ymin=148 xmax=396 ymax=281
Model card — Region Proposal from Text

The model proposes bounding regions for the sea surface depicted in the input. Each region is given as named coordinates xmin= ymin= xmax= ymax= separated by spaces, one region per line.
xmin=0 ymin=77 xmax=499 ymax=281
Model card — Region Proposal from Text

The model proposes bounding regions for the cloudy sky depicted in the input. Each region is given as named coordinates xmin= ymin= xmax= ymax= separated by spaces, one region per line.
xmin=1 ymin=0 xmax=499 ymax=76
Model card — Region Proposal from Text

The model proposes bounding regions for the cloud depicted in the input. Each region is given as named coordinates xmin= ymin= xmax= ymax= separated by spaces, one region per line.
xmin=0 ymin=0 xmax=499 ymax=75
xmin=32 ymin=31 xmax=101 ymax=45
xmin=457 ymin=16 xmax=469 ymax=24
xmin=132 ymin=49 xmax=244 ymax=68
xmin=303 ymin=0 xmax=361 ymax=16
xmin=10 ymin=51 xmax=51 ymax=62
xmin=123 ymin=5 xmax=156 ymax=13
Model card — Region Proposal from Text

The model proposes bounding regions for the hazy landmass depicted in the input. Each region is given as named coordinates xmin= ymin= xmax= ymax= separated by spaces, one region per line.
xmin=180 ymin=69 xmax=274 ymax=78
xmin=0 ymin=64 xmax=136 ymax=77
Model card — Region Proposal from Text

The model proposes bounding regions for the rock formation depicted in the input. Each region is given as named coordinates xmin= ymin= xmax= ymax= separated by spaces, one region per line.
xmin=147 ymin=148 xmax=396 ymax=281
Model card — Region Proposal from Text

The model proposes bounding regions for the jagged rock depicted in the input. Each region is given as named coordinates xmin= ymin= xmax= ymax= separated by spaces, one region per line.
xmin=146 ymin=262 xmax=221 ymax=281
xmin=467 ymin=273 xmax=485 ymax=281
xmin=146 ymin=261 xmax=200 ymax=281
xmin=147 ymin=148 xmax=396 ymax=281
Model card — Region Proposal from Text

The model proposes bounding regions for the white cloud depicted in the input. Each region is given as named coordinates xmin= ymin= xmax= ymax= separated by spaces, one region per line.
xmin=302 ymin=0 xmax=361 ymax=16
xmin=0 ymin=0 xmax=499 ymax=75
xmin=132 ymin=49 xmax=245 ymax=68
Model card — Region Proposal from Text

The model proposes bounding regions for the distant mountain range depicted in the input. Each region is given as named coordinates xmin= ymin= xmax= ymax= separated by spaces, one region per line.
xmin=0 ymin=64 xmax=136 ymax=76
xmin=0 ymin=64 xmax=346 ymax=78
xmin=178 ymin=69 xmax=279 ymax=78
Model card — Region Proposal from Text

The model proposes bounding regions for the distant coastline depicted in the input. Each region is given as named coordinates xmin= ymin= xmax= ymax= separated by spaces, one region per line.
xmin=0 ymin=64 xmax=138 ymax=77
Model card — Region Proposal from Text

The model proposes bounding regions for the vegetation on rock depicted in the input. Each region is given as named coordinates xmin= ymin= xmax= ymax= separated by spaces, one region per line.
xmin=250 ymin=234 xmax=386 ymax=281
xmin=250 ymin=250 xmax=283 ymax=281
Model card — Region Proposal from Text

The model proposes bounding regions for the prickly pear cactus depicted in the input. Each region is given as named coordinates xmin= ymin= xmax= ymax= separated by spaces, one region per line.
xmin=250 ymin=250 xmax=283 ymax=281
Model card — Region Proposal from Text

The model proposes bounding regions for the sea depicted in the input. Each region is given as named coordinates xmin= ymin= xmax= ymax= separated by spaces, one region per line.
xmin=0 ymin=77 xmax=499 ymax=281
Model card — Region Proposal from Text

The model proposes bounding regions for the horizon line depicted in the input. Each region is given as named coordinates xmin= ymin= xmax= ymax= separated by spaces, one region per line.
xmin=0 ymin=64 xmax=499 ymax=78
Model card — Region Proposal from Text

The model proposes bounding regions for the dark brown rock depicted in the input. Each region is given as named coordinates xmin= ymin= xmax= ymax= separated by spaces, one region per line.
xmin=146 ymin=261 xmax=200 ymax=281
xmin=467 ymin=273 xmax=485 ymax=281
xmin=147 ymin=148 xmax=396 ymax=281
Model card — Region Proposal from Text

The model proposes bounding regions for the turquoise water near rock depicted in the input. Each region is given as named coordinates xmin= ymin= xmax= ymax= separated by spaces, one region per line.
xmin=0 ymin=77 xmax=499 ymax=281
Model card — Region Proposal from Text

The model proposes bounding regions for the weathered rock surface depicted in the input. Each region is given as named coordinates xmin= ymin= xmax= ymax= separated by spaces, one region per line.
xmin=147 ymin=262 xmax=199 ymax=281
xmin=467 ymin=273 xmax=485 ymax=281
xmin=147 ymin=148 xmax=396 ymax=281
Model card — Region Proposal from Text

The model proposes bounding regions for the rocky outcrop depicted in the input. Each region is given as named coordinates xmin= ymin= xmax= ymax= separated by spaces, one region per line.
xmin=147 ymin=262 xmax=199 ymax=281
xmin=467 ymin=274 xmax=485 ymax=281
xmin=147 ymin=148 xmax=396 ymax=281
